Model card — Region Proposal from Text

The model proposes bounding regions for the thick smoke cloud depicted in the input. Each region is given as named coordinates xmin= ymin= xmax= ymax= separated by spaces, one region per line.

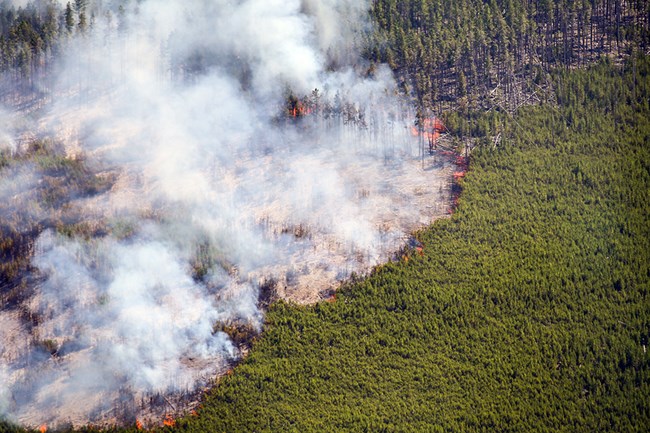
xmin=0 ymin=0 xmax=454 ymax=427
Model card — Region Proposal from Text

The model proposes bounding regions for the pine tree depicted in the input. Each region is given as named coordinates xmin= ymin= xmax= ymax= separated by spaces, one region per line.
xmin=64 ymin=2 xmax=74 ymax=34
xmin=78 ymin=11 xmax=87 ymax=33
xmin=74 ymin=0 xmax=87 ymax=34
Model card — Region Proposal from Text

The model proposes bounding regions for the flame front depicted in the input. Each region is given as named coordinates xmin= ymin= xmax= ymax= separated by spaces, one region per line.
xmin=163 ymin=414 xmax=176 ymax=427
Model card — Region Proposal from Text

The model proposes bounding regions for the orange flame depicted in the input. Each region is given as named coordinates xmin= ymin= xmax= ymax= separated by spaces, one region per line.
xmin=288 ymin=99 xmax=312 ymax=118
xmin=136 ymin=419 xmax=143 ymax=430
xmin=412 ymin=117 xmax=446 ymax=140
xmin=39 ymin=425 xmax=47 ymax=433
xmin=163 ymin=414 xmax=176 ymax=427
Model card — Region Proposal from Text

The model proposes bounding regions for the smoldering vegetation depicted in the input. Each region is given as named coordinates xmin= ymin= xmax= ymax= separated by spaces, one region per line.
xmin=0 ymin=0 xmax=457 ymax=428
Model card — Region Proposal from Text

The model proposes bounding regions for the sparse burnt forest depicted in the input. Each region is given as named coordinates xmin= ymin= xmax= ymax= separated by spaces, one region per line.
xmin=0 ymin=138 xmax=111 ymax=307
xmin=367 ymin=0 xmax=649 ymax=114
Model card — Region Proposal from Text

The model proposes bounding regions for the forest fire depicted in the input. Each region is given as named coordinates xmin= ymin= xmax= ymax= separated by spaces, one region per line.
xmin=0 ymin=0 xmax=642 ymax=429
xmin=163 ymin=415 xmax=176 ymax=427
xmin=412 ymin=117 xmax=446 ymax=138
xmin=286 ymin=95 xmax=313 ymax=118
xmin=0 ymin=0 xmax=464 ymax=429
xmin=412 ymin=117 xmax=447 ymax=153
xmin=288 ymin=100 xmax=311 ymax=117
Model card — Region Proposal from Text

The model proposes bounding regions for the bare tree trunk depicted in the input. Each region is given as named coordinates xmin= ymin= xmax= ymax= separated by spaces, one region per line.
xmin=615 ymin=0 xmax=621 ymax=55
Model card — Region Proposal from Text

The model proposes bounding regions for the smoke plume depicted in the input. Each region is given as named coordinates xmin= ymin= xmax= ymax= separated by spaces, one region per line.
xmin=0 ymin=0 xmax=455 ymax=427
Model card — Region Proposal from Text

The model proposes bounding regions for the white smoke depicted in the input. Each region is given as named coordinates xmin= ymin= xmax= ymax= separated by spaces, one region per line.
xmin=0 ymin=105 xmax=22 ymax=154
xmin=0 ymin=366 xmax=9 ymax=416
xmin=0 ymin=0 xmax=455 ymax=428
